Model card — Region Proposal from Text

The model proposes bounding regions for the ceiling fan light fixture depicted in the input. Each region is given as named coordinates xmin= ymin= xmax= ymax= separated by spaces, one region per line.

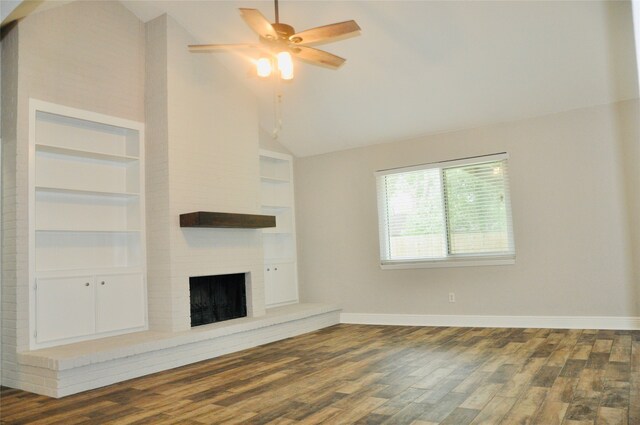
xmin=277 ymin=51 xmax=294 ymax=80
xmin=256 ymin=56 xmax=272 ymax=77
xmin=190 ymin=1 xmax=361 ymax=77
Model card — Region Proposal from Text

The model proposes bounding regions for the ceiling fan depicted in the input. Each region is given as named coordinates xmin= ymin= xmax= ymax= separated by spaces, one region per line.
xmin=188 ymin=0 xmax=361 ymax=80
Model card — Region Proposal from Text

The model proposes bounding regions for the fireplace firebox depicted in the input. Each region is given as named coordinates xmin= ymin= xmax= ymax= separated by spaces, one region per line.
xmin=189 ymin=273 xmax=247 ymax=327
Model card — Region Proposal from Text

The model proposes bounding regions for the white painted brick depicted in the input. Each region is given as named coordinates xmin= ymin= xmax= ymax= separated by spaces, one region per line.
xmin=14 ymin=306 xmax=338 ymax=397
xmin=3 ymin=0 xmax=146 ymax=388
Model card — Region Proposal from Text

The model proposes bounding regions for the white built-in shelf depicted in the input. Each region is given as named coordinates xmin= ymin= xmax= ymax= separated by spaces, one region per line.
xmin=35 ymin=229 xmax=141 ymax=233
xmin=260 ymin=149 xmax=299 ymax=308
xmin=35 ymin=186 xmax=139 ymax=198
xmin=36 ymin=144 xmax=139 ymax=163
xmin=30 ymin=99 xmax=147 ymax=350
xmin=36 ymin=265 xmax=143 ymax=278
xmin=261 ymin=204 xmax=291 ymax=210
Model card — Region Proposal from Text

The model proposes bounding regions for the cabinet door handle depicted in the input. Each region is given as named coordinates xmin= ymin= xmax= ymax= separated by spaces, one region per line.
xmin=85 ymin=282 xmax=90 ymax=287
xmin=274 ymin=267 xmax=278 ymax=271
xmin=101 ymin=281 xmax=105 ymax=285
xmin=267 ymin=268 xmax=270 ymax=271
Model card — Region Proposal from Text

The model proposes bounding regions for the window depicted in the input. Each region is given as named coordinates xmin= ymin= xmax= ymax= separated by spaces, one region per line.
xmin=375 ymin=153 xmax=515 ymax=269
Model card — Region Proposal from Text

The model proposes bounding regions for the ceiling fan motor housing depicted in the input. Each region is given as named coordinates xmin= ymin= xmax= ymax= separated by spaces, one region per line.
xmin=272 ymin=23 xmax=296 ymax=41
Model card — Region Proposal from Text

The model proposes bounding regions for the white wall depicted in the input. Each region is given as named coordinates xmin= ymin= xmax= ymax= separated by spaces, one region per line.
xmin=295 ymin=100 xmax=639 ymax=318
xmin=1 ymin=0 xmax=145 ymax=389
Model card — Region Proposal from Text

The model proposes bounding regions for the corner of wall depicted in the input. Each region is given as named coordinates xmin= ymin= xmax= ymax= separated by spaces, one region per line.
xmin=259 ymin=127 xmax=294 ymax=156
xmin=614 ymin=99 xmax=640 ymax=317
xmin=631 ymin=1 xmax=640 ymax=315
xmin=1 ymin=21 xmax=19 ymax=387
xmin=144 ymin=13 xmax=176 ymax=332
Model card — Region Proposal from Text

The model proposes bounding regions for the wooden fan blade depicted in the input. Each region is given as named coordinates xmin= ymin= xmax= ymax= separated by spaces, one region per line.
xmin=188 ymin=43 xmax=259 ymax=53
xmin=291 ymin=46 xmax=346 ymax=69
xmin=290 ymin=20 xmax=361 ymax=46
xmin=239 ymin=8 xmax=278 ymax=39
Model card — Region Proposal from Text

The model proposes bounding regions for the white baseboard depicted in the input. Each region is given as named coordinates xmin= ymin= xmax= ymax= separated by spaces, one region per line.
xmin=340 ymin=313 xmax=640 ymax=330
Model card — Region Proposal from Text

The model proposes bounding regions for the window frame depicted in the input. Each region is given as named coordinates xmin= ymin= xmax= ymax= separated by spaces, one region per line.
xmin=375 ymin=153 xmax=516 ymax=270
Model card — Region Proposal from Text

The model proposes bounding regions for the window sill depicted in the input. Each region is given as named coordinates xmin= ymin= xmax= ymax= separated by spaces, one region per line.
xmin=380 ymin=256 xmax=515 ymax=270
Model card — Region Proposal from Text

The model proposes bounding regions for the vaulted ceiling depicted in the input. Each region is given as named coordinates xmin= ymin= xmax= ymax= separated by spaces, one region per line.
xmin=21 ymin=1 xmax=640 ymax=157
xmin=120 ymin=0 xmax=638 ymax=157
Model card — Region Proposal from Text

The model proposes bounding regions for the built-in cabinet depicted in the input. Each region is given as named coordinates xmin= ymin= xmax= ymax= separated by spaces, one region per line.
xmin=29 ymin=99 xmax=147 ymax=349
xmin=259 ymin=150 xmax=299 ymax=307
xmin=35 ymin=273 xmax=144 ymax=343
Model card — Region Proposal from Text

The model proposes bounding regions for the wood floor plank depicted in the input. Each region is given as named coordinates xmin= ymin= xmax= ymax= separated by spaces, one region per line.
xmin=572 ymin=344 xmax=595 ymax=361
xmin=530 ymin=400 xmax=568 ymax=425
xmin=439 ymin=407 xmax=479 ymax=425
xmin=0 ymin=325 xmax=637 ymax=425
xmin=453 ymin=371 xmax=492 ymax=394
xmin=467 ymin=396 xmax=516 ymax=425
xmin=593 ymin=340 xmax=614 ymax=354
xmin=381 ymin=402 xmax=431 ymax=425
xmin=547 ymin=376 xmax=578 ymax=403
xmin=417 ymin=392 xmax=468 ymax=423
xmin=323 ymin=397 xmax=387 ymax=425
xmin=459 ymin=382 xmax=503 ymax=410
xmin=496 ymin=357 xmax=546 ymax=398
xmin=609 ymin=335 xmax=632 ymax=363
xmin=595 ymin=406 xmax=628 ymax=425
xmin=415 ymin=378 xmax=464 ymax=404
xmin=565 ymin=396 xmax=601 ymax=423
xmin=296 ymin=407 xmax=344 ymax=425
xmin=499 ymin=386 xmax=547 ymax=424
xmin=412 ymin=368 xmax=457 ymax=390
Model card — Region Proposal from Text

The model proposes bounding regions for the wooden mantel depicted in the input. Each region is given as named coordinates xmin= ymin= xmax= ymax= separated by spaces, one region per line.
xmin=179 ymin=212 xmax=276 ymax=229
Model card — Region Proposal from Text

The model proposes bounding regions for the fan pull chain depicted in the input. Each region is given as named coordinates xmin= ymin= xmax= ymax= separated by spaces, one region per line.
xmin=272 ymin=78 xmax=283 ymax=140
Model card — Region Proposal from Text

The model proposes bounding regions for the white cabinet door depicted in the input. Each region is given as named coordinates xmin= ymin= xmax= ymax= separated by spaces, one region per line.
xmin=36 ymin=276 xmax=96 ymax=343
xmin=264 ymin=264 xmax=277 ymax=306
xmin=96 ymin=273 xmax=145 ymax=333
xmin=264 ymin=262 xmax=298 ymax=307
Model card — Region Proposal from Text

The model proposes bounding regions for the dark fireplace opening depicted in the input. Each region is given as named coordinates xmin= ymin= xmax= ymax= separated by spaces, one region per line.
xmin=189 ymin=273 xmax=247 ymax=327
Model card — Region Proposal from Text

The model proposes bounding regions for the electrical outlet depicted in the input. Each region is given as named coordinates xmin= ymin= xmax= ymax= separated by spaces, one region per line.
xmin=448 ymin=292 xmax=456 ymax=303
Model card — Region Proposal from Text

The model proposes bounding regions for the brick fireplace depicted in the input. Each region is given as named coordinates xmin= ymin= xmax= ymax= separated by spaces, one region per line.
xmin=1 ymin=6 xmax=341 ymax=399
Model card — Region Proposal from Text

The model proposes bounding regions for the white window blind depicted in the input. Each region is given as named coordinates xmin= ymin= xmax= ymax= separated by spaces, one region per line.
xmin=376 ymin=153 xmax=515 ymax=268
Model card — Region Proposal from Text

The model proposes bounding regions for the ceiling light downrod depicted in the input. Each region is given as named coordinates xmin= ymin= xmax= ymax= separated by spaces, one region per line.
xmin=256 ymin=0 xmax=293 ymax=80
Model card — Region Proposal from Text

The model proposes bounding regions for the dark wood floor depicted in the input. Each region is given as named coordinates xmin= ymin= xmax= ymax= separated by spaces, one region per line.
xmin=1 ymin=324 xmax=638 ymax=425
